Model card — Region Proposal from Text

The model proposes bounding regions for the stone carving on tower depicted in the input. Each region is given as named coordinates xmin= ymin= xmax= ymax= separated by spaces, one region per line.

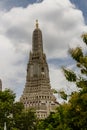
xmin=20 ymin=20 xmax=58 ymax=119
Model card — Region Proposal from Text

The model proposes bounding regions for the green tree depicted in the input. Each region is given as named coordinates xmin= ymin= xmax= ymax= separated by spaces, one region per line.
xmin=14 ymin=109 xmax=37 ymax=130
xmin=62 ymin=33 xmax=87 ymax=129
xmin=37 ymin=112 xmax=59 ymax=130
xmin=0 ymin=89 xmax=15 ymax=129
xmin=0 ymin=89 xmax=37 ymax=130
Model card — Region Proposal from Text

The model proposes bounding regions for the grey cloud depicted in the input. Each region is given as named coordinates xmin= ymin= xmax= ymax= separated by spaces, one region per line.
xmin=5 ymin=26 xmax=30 ymax=43
xmin=0 ymin=0 xmax=43 ymax=11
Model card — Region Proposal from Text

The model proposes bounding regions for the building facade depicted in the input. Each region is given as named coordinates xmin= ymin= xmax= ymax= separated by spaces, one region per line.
xmin=20 ymin=21 xmax=58 ymax=119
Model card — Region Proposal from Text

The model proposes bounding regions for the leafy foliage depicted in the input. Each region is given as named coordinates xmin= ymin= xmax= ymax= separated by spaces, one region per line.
xmin=69 ymin=47 xmax=83 ymax=62
xmin=82 ymin=33 xmax=87 ymax=45
xmin=62 ymin=67 xmax=77 ymax=82
xmin=14 ymin=109 xmax=37 ymax=130
xmin=59 ymin=90 xmax=67 ymax=100
xmin=0 ymin=89 xmax=15 ymax=129
xmin=0 ymin=90 xmax=37 ymax=130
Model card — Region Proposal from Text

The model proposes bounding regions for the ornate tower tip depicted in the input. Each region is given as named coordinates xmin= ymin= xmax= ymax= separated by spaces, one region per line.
xmin=36 ymin=19 xmax=39 ymax=29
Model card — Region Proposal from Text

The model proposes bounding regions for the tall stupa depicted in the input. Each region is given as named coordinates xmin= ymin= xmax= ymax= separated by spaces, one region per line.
xmin=20 ymin=20 xmax=58 ymax=119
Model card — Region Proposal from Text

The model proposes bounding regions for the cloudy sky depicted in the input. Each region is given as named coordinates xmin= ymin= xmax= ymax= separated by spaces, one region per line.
xmin=0 ymin=0 xmax=87 ymax=101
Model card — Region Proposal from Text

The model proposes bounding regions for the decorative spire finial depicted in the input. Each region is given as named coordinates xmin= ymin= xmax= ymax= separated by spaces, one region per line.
xmin=36 ymin=20 xmax=39 ymax=29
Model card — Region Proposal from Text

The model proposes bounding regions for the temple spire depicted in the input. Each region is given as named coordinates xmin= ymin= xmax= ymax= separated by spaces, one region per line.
xmin=33 ymin=20 xmax=43 ymax=52
xmin=36 ymin=20 xmax=39 ymax=29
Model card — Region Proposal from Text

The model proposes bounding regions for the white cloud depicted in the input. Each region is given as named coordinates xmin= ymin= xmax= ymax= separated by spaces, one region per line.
xmin=0 ymin=35 xmax=26 ymax=91
xmin=0 ymin=0 xmax=87 ymax=100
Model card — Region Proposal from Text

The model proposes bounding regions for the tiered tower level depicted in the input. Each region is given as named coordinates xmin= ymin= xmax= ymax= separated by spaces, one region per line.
xmin=20 ymin=21 xmax=58 ymax=119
